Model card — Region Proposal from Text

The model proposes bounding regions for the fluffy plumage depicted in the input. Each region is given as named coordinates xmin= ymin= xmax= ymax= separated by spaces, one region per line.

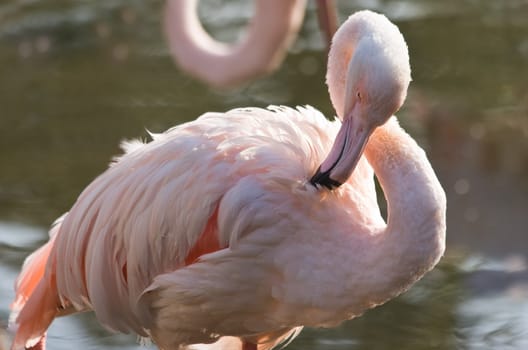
xmin=10 ymin=10 xmax=446 ymax=350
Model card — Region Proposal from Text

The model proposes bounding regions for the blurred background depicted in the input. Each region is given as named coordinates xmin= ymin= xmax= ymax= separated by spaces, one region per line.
xmin=0 ymin=0 xmax=527 ymax=349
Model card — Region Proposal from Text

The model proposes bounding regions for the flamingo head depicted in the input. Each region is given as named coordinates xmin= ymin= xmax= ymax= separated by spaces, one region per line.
xmin=311 ymin=11 xmax=411 ymax=189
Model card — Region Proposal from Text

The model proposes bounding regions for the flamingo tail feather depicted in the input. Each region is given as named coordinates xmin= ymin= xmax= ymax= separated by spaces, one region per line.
xmin=9 ymin=218 xmax=65 ymax=350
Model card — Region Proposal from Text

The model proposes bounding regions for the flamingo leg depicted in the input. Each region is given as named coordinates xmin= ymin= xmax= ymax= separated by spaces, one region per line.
xmin=316 ymin=0 xmax=338 ymax=47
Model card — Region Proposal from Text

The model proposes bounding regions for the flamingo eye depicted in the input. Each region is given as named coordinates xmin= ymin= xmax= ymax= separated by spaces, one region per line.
xmin=357 ymin=91 xmax=362 ymax=101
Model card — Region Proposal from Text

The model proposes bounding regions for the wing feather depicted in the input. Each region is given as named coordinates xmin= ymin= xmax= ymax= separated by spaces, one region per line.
xmin=41 ymin=106 xmax=337 ymax=342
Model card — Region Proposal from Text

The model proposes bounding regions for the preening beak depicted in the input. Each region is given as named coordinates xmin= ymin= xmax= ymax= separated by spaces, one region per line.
xmin=310 ymin=116 xmax=373 ymax=189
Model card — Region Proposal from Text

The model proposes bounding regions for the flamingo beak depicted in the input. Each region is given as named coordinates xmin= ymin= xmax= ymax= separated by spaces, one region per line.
xmin=310 ymin=115 xmax=373 ymax=189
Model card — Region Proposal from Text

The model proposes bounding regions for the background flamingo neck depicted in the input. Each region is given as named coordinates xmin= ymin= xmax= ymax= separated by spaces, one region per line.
xmin=363 ymin=118 xmax=446 ymax=299
xmin=164 ymin=0 xmax=306 ymax=88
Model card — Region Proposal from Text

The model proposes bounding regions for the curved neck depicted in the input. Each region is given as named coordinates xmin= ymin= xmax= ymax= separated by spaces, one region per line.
xmin=325 ymin=19 xmax=360 ymax=119
xmin=164 ymin=0 xmax=306 ymax=88
xmin=363 ymin=118 xmax=446 ymax=301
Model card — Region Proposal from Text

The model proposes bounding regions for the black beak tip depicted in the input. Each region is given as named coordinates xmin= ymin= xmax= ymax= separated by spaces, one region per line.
xmin=310 ymin=166 xmax=343 ymax=190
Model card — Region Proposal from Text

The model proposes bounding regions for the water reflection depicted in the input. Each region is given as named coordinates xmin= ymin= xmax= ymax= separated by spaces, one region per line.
xmin=0 ymin=0 xmax=527 ymax=349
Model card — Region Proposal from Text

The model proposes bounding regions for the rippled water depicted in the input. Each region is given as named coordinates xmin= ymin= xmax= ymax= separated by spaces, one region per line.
xmin=1 ymin=1 xmax=527 ymax=349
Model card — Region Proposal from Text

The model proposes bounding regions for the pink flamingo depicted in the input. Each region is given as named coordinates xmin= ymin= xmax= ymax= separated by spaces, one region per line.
xmin=9 ymin=10 xmax=446 ymax=350
xmin=164 ymin=0 xmax=338 ymax=88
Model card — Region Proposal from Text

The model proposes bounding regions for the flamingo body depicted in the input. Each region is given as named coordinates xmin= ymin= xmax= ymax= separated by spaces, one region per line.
xmin=10 ymin=10 xmax=446 ymax=350
xmin=12 ymin=107 xmax=378 ymax=349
